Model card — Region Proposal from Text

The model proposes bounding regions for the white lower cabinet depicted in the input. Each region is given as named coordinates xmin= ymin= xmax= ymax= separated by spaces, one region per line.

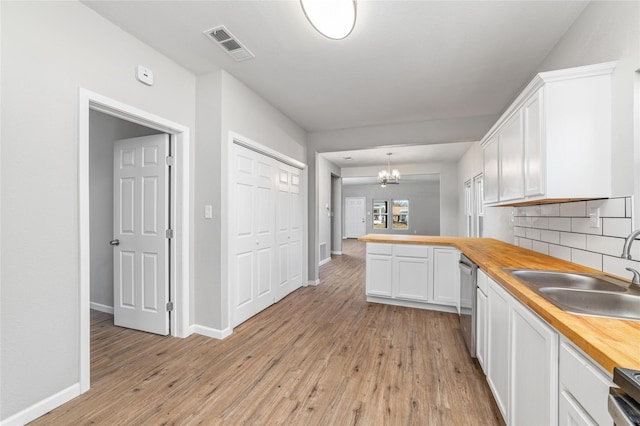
xmin=487 ymin=278 xmax=511 ymax=419
xmin=365 ymin=243 xmax=459 ymax=310
xmin=365 ymin=243 xmax=393 ymax=297
xmin=510 ymin=300 xmax=558 ymax=426
xmin=558 ymin=339 xmax=613 ymax=426
xmin=394 ymin=252 xmax=430 ymax=301
xmin=432 ymin=247 xmax=461 ymax=307
xmin=476 ymin=270 xmax=488 ymax=374
xmin=483 ymin=272 xmax=613 ymax=426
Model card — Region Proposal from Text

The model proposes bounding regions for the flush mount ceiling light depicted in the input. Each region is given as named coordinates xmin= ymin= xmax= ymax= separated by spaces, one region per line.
xmin=378 ymin=153 xmax=400 ymax=188
xmin=300 ymin=0 xmax=357 ymax=40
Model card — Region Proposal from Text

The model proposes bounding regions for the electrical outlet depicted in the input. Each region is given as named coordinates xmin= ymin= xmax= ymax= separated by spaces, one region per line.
xmin=589 ymin=207 xmax=600 ymax=228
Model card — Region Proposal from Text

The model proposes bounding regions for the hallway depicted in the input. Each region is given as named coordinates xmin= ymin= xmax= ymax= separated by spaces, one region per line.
xmin=32 ymin=239 xmax=502 ymax=425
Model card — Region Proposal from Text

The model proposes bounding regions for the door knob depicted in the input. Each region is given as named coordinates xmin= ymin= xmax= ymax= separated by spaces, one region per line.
xmin=110 ymin=239 xmax=120 ymax=246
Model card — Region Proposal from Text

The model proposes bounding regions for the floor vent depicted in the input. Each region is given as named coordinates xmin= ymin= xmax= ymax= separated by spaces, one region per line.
xmin=204 ymin=25 xmax=255 ymax=62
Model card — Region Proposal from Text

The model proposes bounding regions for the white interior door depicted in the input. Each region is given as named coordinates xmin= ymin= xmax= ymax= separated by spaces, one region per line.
xmin=345 ymin=197 xmax=366 ymax=238
xmin=113 ymin=134 xmax=169 ymax=335
xmin=276 ymin=164 xmax=303 ymax=301
xmin=232 ymin=145 xmax=277 ymax=326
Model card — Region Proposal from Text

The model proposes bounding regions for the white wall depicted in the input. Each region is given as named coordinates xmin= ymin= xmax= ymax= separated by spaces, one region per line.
xmin=341 ymin=162 xmax=459 ymax=236
xmin=317 ymin=155 xmax=340 ymax=264
xmin=194 ymin=70 xmax=307 ymax=332
xmin=481 ymin=1 xmax=640 ymax=242
xmin=89 ymin=111 xmax=162 ymax=310
xmin=331 ymin=176 xmax=342 ymax=253
xmin=1 ymin=1 xmax=197 ymax=420
xmin=342 ymin=179 xmax=441 ymax=236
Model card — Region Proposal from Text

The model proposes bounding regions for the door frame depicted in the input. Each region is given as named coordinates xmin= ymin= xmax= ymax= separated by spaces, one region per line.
xmin=78 ymin=89 xmax=191 ymax=393
xmin=345 ymin=196 xmax=366 ymax=238
xmin=225 ymin=131 xmax=308 ymax=330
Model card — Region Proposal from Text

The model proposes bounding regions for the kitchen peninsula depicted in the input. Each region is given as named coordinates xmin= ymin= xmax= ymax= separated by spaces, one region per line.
xmin=360 ymin=233 xmax=640 ymax=425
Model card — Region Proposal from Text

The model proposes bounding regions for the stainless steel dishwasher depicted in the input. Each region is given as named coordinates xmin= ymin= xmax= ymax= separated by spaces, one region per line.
xmin=459 ymin=254 xmax=477 ymax=358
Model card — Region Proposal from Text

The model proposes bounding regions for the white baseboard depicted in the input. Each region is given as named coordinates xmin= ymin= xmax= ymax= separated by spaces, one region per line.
xmin=190 ymin=324 xmax=232 ymax=340
xmin=308 ymin=279 xmax=320 ymax=286
xmin=318 ymin=257 xmax=331 ymax=267
xmin=1 ymin=383 xmax=81 ymax=426
xmin=330 ymin=251 xmax=342 ymax=255
xmin=90 ymin=302 xmax=114 ymax=314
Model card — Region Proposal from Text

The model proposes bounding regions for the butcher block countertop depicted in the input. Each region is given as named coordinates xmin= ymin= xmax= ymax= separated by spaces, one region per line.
xmin=358 ymin=234 xmax=640 ymax=373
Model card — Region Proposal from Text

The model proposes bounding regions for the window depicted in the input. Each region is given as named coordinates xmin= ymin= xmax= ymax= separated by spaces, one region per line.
xmin=373 ymin=200 xmax=388 ymax=229
xmin=392 ymin=199 xmax=409 ymax=229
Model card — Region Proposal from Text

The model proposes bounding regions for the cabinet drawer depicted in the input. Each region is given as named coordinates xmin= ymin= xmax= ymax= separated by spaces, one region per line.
xmin=559 ymin=340 xmax=613 ymax=426
xmin=478 ymin=269 xmax=489 ymax=294
xmin=393 ymin=244 xmax=430 ymax=258
xmin=366 ymin=243 xmax=392 ymax=255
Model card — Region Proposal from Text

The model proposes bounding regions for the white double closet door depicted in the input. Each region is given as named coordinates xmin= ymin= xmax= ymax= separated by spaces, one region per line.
xmin=231 ymin=143 xmax=303 ymax=327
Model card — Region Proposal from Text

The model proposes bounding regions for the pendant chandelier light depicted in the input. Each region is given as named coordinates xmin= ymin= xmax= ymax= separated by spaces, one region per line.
xmin=378 ymin=153 xmax=400 ymax=188
xmin=300 ymin=0 xmax=357 ymax=40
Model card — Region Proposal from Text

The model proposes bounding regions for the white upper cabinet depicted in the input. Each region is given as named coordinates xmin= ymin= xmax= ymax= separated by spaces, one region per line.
xmin=482 ymin=62 xmax=616 ymax=206
xmin=498 ymin=111 xmax=525 ymax=202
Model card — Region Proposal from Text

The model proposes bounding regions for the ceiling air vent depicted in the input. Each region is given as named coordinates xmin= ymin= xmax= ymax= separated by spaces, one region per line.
xmin=204 ymin=25 xmax=255 ymax=62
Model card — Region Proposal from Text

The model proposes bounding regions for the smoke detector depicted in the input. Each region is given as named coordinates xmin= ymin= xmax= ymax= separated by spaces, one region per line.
xmin=204 ymin=25 xmax=255 ymax=62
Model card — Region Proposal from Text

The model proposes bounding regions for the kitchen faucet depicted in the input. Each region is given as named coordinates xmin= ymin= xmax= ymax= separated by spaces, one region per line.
xmin=621 ymin=228 xmax=640 ymax=286
xmin=621 ymin=228 xmax=640 ymax=260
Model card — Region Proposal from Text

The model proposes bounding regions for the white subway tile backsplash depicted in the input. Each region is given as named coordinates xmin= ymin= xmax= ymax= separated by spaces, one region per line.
xmin=531 ymin=217 xmax=549 ymax=230
xmin=602 ymin=218 xmax=632 ymax=238
xmin=541 ymin=204 xmax=560 ymax=216
xmin=586 ymin=235 xmax=625 ymax=257
xmin=571 ymin=249 xmax=603 ymax=271
xmin=571 ymin=218 xmax=603 ymax=236
xmin=587 ymin=198 xmax=626 ymax=218
xmin=560 ymin=232 xmax=586 ymax=250
xmin=549 ymin=218 xmax=571 ymax=232
xmin=540 ymin=230 xmax=560 ymax=244
xmin=519 ymin=238 xmax=533 ymax=249
xmin=525 ymin=228 xmax=541 ymax=240
xmin=549 ymin=244 xmax=571 ymax=262
xmin=532 ymin=240 xmax=549 ymax=255
xmin=560 ymin=201 xmax=587 ymax=217
xmin=508 ymin=197 xmax=633 ymax=276
xmin=602 ymin=255 xmax=640 ymax=281
xmin=526 ymin=205 xmax=542 ymax=217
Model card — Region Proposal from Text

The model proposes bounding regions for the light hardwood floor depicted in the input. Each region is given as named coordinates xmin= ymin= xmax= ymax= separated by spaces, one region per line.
xmin=32 ymin=239 xmax=503 ymax=425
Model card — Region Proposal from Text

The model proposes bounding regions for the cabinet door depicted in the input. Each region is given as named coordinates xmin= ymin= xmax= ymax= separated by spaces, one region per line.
xmin=510 ymin=301 xmax=559 ymax=426
xmin=366 ymin=254 xmax=393 ymax=297
xmin=559 ymin=391 xmax=598 ymax=426
xmin=487 ymin=278 xmax=510 ymax=421
xmin=432 ymin=248 xmax=460 ymax=306
xmin=499 ymin=111 xmax=525 ymax=202
xmin=523 ymin=90 xmax=544 ymax=197
xmin=393 ymin=256 xmax=429 ymax=301
xmin=476 ymin=288 xmax=487 ymax=374
xmin=483 ymin=135 xmax=499 ymax=204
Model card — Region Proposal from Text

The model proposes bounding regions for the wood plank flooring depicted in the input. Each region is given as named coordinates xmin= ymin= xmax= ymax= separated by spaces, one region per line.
xmin=31 ymin=239 xmax=503 ymax=425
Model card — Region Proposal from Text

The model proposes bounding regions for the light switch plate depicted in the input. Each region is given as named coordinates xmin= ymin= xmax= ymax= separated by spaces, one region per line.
xmin=204 ymin=205 xmax=213 ymax=219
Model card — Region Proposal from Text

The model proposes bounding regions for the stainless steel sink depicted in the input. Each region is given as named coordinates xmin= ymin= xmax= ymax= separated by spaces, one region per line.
xmin=539 ymin=287 xmax=640 ymax=321
xmin=504 ymin=269 xmax=640 ymax=321
xmin=507 ymin=269 xmax=628 ymax=292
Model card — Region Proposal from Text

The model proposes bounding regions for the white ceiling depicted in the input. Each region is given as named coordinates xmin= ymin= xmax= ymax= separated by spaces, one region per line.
xmin=82 ymin=0 xmax=588 ymax=133
xmin=322 ymin=141 xmax=475 ymax=168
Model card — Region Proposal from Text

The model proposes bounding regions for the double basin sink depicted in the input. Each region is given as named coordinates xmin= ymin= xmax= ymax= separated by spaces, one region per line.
xmin=504 ymin=269 xmax=640 ymax=321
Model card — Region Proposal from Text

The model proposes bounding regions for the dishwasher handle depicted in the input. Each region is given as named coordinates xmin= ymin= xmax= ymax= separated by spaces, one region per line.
xmin=459 ymin=261 xmax=473 ymax=275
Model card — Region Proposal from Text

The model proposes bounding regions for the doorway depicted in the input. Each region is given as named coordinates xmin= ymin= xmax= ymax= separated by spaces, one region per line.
xmin=78 ymin=89 xmax=191 ymax=393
